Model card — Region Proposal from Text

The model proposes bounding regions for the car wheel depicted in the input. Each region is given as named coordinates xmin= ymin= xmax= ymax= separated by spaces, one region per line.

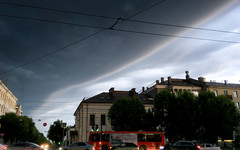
xmin=102 ymin=145 xmax=108 ymax=150
xmin=139 ymin=145 xmax=147 ymax=150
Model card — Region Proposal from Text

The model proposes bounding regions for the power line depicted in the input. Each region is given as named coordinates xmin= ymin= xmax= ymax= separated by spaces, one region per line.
xmin=1 ymin=13 xmax=239 ymax=44
xmin=113 ymin=28 xmax=240 ymax=44
xmin=1 ymin=1 xmax=239 ymax=35
xmin=124 ymin=0 xmax=167 ymax=20
xmin=0 ymin=1 xmax=117 ymax=20
xmin=0 ymin=28 xmax=105 ymax=76
xmin=0 ymin=0 xmax=166 ymax=76
xmin=19 ymin=100 xmax=78 ymax=103
xmin=0 ymin=15 xmax=239 ymax=76
xmin=0 ymin=14 xmax=104 ymax=29
xmin=125 ymin=19 xmax=240 ymax=35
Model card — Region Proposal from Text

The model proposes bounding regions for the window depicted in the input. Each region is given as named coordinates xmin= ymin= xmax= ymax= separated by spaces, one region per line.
xmin=213 ymin=90 xmax=218 ymax=96
xmin=91 ymin=133 xmax=100 ymax=142
xmin=147 ymin=134 xmax=162 ymax=142
xmin=101 ymin=114 xmax=106 ymax=125
xmin=102 ymin=134 xmax=110 ymax=141
xmin=192 ymin=91 xmax=198 ymax=96
xmin=90 ymin=114 xmax=95 ymax=125
xmin=138 ymin=134 xmax=146 ymax=142
xmin=206 ymin=144 xmax=211 ymax=148
xmin=77 ymin=142 xmax=86 ymax=146
xmin=236 ymin=102 xmax=239 ymax=109
xmin=224 ymin=90 xmax=228 ymax=95
xmin=138 ymin=134 xmax=161 ymax=142
xmin=234 ymin=91 xmax=238 ymax=98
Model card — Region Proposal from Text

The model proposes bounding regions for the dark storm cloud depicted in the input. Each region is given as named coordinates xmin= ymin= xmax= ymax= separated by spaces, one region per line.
xmin=0 ymin=0 xmax=238 ymax=134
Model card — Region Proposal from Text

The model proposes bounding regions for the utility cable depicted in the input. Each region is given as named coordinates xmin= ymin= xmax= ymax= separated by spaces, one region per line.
xmin=0 ymin=14 xmax=104 ymax=29
xmin=113 ymin=28 xmax=240 ymax=44
xmin=0 ymin=29 xmax=105 ymax=76
xmin=0 ymin=0 xmax=166 ymax=76
xmin=0 ymin=1 xmax=117 ymax=20
xmin=0 ymin=13 xmax=239 ymax=44
xmin=1 ymin=1 xmax=240 ymax=35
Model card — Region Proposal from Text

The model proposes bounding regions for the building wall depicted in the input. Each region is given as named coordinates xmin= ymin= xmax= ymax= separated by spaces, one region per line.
xmin=74 ymin=76 xmax=240 ymax=143
xmin=0 ymin=80 xmax=18 ymax=116
xmin=75 ymin=101 xmax=153 ymax=142
xmin=75 ymin=102 xmax=113 ymax=142
xmin=207 ymin=86 xmax=240 ymax=108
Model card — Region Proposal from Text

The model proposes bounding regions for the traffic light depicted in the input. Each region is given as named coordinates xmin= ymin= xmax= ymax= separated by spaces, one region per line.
xmin=96 ymin=125 xmax=99 ymax=131
xmin=91 ymin=125 xmax=95 ymax=131
xmin=57 ymin=141 xmax=61 ymax=146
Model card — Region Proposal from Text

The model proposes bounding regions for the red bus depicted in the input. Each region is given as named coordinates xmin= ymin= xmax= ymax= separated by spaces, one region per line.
xmin=88 ymin=131 xmax=165 ymax=150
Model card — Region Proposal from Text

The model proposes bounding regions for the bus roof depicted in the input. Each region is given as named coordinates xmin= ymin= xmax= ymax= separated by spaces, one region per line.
xmin=89 ymin=131 xmax=164 ymax=134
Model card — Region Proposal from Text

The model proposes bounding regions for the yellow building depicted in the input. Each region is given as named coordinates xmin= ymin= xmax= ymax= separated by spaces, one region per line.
xmin=74 ymin=88 xmax=153 ymax=142
xmin=142 ymin=71 xmax=240 ymax=108
xmin=74 ymin=72 xmax=240 ymax=143
xmin=0 ymin=80 xmax=20 ymax=116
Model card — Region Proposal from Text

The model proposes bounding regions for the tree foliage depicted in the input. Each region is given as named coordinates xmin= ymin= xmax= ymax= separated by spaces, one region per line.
xmin=198 ymin=91 xmax=240 ymax=143
xmin=154 ymin=90 xmax=240 ymax=143
xmin=108 ymin=97 xmax=146 ymax=131
xmin=0 ymin=113 xmax=48 ymax=144
xmin=47 ymin=120 xmax=65 ymax=147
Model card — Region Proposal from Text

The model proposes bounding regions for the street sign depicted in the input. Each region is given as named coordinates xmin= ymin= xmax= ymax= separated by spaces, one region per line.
xmin=43 ymin=122 xmax=47 ymax=127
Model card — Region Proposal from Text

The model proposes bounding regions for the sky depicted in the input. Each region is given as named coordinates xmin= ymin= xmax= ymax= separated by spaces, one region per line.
xmin=0 ymin=0 xmax=240 ymax=136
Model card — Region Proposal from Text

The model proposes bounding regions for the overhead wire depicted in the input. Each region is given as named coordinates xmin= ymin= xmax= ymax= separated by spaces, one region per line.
xmin=0 ymin=13 xmax=239 ymax=45
xmin=0 ymin=1 xmax=117 ymax=20
xmin=113 ymin=28 xmax=240 ymax=44
xmin=0 ymin=1 xmax=240 ymax=35
xmin=0 ymin=0 xmax=167 ymax=76
xmin=0 ymin=1 xmax=168 ymax=119
xmin=19 ymin=100 xmax=78 ymax=103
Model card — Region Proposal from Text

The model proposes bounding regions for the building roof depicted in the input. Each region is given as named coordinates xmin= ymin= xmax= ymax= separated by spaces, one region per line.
xmin=206 ymin=81 xmax=240 ymax=88
xmin=81 ymin=89 xmax=153 ymax=104
xmin=73 ymin=88 xmax=153 ymax=115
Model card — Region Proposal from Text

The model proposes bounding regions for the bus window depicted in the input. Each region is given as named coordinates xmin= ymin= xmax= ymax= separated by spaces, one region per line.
xmin=147 ymin=134 xmax=162 ymax=142
xmin=102 ymin=134 xmax=110 ymax=141
xmin=91 ymin=133 xmax=100 ymax=142
xmin=138 ymin=134 xmax=146 ymax=142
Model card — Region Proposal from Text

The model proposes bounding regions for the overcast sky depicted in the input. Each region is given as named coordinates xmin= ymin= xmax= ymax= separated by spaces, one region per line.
xmin=1 ymin=0 xmax=240 ymax=136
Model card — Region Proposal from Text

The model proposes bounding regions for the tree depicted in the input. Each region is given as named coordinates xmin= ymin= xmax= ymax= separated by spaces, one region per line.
xmin=142 ymin=109 xmax=158 ymax=131
xmin=108 ymin=97 xmax=146 ymax=131
xmin=175 ymin=91 xmax=200 ymax=140
xmin=154 ymin=89 xmax=179 ymax=141
xmin=0 ymin=113 xmax=48 ymax=144
xmin=198 ymin=91 xmax=240 ymax=143
xmin=47 ymin=120 xmax=64 ymax=147
xmin=154 ymin=90 xmax=240 ymax=143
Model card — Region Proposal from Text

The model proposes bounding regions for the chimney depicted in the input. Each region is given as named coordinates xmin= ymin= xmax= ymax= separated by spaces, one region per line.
xmin=129 ymin=88 xmax=136 ymax=97
xmin=185 ymin=71 xmax=190 ymax=80
xmin=161 ymin=77 xmax=164 ymax=83
xmin=168 ymin=76 xmax=171 ymax=85
xmin=142 ymin=87 xmax=145 ymax=92
xmin=109 ymin=87 xmax=115 ymax=96
xmin=224 ymin=80 xmax=228 ymax=84
xmin=156 ymin=80 xmax=159 ymax=84
xmin=198 ymin=77 xmax=205 ymax=82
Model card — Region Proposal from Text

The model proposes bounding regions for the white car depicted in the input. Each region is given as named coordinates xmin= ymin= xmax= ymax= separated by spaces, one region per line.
xmin=7 ymin=142 xmax=43 ymax=150
xmin=63 ymin=142 xmax=94 ymax=150
xmin=200 ymin=143 xmax=221 ymax=150
xmin=0 ymin=144 xmax=8 ymax=150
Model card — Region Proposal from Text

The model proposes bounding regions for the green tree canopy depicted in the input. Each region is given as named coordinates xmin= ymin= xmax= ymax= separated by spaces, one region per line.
xmin=47 ymin=120 xmax=64 ymax=147
xmin=108 ymin=97 xmax=146 ymax=131
xmin=198 ymin=91 xmax=240 ymax=143
xmin=0 ymin=113 xmax=48 ymax=144
xmin=154 ymin=90 xmax=240 ymax=143
xmin=154 ymin=90 xmax=199 ymax=142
